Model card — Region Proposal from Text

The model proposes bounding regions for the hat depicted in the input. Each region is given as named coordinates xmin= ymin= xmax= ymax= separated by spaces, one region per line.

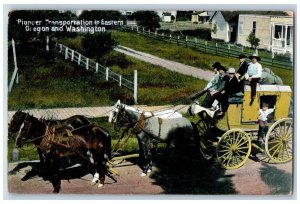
xmin=249 ymin=53 xmax=261 ymax=61
xmin=228 ymin=67 xmax=236 ymax=74
xmin=238 ymin=54 xmax=247 ymax=59
xmin=212 ymin=61 xmax=221 ymax=69
xmin=218 ymin=66 xmax=227 ymax=72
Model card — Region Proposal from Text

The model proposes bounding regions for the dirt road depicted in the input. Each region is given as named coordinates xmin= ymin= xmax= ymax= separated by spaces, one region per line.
xmin=115 ymin=45 xmax=214 ymax=81
xmin=7 ymin=153 xmax=293 ymax=196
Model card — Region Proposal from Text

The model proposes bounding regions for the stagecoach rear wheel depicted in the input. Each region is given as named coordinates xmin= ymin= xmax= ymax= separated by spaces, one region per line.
xmin=216 ymin=129 xmax=251 ymax=170
xmin=265 ymin=118 xmax=293 ymax=163
xmin=196 ymin=111 xmax=216 ymax=159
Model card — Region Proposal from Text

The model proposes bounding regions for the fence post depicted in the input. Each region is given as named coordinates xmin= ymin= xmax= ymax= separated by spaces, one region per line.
xmin=241 ymin=46 xmax=244 ymax=53
xmin=134 ymin=70 xmax=137 ymax=103
xmin=59 ymin=44 xmax=62 ymax=53
xmin=255 ymin=49 xmax=258 ymax=55
xmin=186 ymin=36 xmax=188 ymax=47
xmin=155 ymin=30 xmax=157 ymax=36
xmin=65 ymin=47 xmax=68 ymax=59
xmin=119 ymin=75 xmax=122 ymax=87
xmin=149 ymin=29 xmax=150 ymax=36
xmin=162 ymin=33 xmax=164 ymax=39
xmin=215 ymin=43 xmax=218 ymax=55
xmin=46 ymin=36 xmax=49 ymax=52
xmin=78 ymin=53 xmax=81 ymax=65
xmin=170 ymin=34 xmax=172 ymax=40
xmin=136 ymin=26 xmax=139 ymax=32
xmin=205 ymin=41 xmax=207 ymax=52
xmin=8 ymin=39 xmax=19 ymax=93
xmin=106 ymin=67 xmax=109 ymax=81
xmin=86 ymin=58 xmax=89 ymax=70
xmin=177 ymin=36 xmax=179 ymax=45
xmin=95 ymin=62 xmax=99 ymax=73
xmin=132 ymin=26 xmax=134 ymax=31
xmin=143 ymin=27 xmax=145 ymax=33
xmin=228 ymin=44 xmax=230 ymax=57
xmin=71 ymin=50 xmax=74 ymax=61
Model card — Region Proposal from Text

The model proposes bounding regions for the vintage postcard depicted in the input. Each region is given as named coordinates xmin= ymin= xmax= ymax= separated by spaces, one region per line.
xmin=5 ymin=6 xmax=294 ymax=197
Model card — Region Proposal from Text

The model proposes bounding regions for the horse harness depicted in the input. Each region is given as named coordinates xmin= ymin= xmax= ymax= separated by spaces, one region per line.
xmin=131 ymin=111 xmax=163 ymax=139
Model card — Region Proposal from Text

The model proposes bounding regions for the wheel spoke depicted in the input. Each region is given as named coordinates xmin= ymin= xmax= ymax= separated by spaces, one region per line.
xmin=271 ymin=143 xmax=282 ymax=158
xmin=219 ymin=151 xmax=230 ymax=160
xmin=236 ymin=135 xmax=245 ymax=146
xmin=237 ymin=149 xmax=247 ymax=155
xmin=283 ymin=144 xmax=291 ymax=159
xmin=219 ymin=144 xmax=230 ymax=150
xmin=237 ymin=139 xmax=249 ymax=148
xmin=238 ymin=146 xmax=250 ymax=150
xmin=234 ymin=132 xmax=242 ymax=144
xmin=268 ymin=142 xmax=281 ymax=152
xmin=226 ymin=153 xmax=233 ymax=167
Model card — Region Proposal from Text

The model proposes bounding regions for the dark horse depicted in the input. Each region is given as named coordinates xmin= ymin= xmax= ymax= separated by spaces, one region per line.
xmin=9 ymin=110 xmax=91 ymax=138
xmin=16 ymin=114 xmax=111 ymax=193
xmin=9 ymin=110 xmax=95 ymax=176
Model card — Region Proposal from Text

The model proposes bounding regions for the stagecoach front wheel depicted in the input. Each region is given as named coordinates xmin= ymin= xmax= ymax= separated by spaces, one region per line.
xmin=216 ymin=129 xmax=251 ymax=170
xmin=265 ymin=118 xmax=293 ymax=163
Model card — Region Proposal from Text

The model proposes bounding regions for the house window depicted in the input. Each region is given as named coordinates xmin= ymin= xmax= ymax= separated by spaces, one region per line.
xmin=239 ymin=21 xmax=243 ymax=34
xmin=274 ymin=25 xmax=282 ymax=39
xmin=252 ymin=21 xmax=256 ymax=35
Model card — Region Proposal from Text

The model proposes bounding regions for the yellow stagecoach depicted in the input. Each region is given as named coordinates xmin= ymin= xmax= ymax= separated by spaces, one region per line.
xmin=189 ymin=84 xmax=293 ymax=170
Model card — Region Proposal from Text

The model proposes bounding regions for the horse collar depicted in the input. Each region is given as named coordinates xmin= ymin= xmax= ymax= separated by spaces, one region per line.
xmin=131 ymin=111 xmax=146 ymax=135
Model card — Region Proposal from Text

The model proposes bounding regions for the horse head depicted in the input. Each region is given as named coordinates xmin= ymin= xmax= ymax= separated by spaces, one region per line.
xmin=8 ymin=110 xmax=28 ymax=136
xmin=108 ymin=100 xmax=128 ymax=131
xmin=15 ymin=113 xmax=32 ymax=148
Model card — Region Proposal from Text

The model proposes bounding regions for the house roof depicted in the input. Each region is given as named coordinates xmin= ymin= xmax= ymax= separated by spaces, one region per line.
xmin=210 ymin=11 xmax=289 ymax=22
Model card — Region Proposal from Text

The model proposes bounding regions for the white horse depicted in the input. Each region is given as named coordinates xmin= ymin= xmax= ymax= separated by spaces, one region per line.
xmin=109 ymin=100 xmax=198 ymax=176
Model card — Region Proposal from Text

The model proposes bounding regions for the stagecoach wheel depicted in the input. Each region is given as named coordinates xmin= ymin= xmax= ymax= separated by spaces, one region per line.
xmin=216 ymin=129 xmax=251 ymax=170
xmin=265 ymin=118 xmax=293 ymax=163
xmin=196 ymin=111 xmax=215 ymax=159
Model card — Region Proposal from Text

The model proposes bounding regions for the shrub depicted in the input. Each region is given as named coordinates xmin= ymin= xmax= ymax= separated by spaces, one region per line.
xmin=104 ymin=52 xmax=131 ymax=68
xmin=247 ymin=32 xmax=260 ymax=49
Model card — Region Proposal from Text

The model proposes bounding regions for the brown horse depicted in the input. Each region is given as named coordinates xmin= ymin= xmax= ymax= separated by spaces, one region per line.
xmin=9 ymin=110 xmax=91 ymax=138
xmin=16 ymin=114 xmax=111 ymax=193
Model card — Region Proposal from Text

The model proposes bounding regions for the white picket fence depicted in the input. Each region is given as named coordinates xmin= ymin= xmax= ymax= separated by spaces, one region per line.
xmin=56 ymin=43 xmax=138 ymax=102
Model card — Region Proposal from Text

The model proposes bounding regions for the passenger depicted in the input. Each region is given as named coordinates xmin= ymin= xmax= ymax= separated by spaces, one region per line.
xmin=245 ymin=54 xmax=262 ymax=106
xmin=201 ymin=62 xmax=222 ymax=107
xmin=205 ymin=65 xmax=228 ymax=109
xmin=210 ymin=67 xmax=241 ymax=117
xmin=236 ymin=54 xmax=248 ymax=92
xmin=257 ymin=102 xmax=275 ymax=148
xmin=236 ymin=54 xmax=248 ymax=80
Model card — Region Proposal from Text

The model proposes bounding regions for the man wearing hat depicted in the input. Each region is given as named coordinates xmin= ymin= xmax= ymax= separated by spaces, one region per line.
xmin=204 ymin=65 xmax=229 ymax=108
xmin=245 ymin=53 xmax=262 ymax=105
xmin=210 ymin=67 xmax=241 ymax=116
xmin=236 ymin=54 xmax=248 ymax=79
xmin=204 ymin=61 xmax=221 ymax=90
xmin=201 ymin=62 xmax=222 ymax=107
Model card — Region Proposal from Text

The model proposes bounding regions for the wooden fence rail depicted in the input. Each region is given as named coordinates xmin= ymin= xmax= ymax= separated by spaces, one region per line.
xmin=121 ymin=26 xmax=293 ymax=70
xmin=56 ymin=42 xmax=138 ymax=103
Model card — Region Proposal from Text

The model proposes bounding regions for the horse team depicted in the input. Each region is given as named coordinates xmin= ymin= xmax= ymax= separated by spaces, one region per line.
xmin=9 ymin=100 xmax=198 ymax=193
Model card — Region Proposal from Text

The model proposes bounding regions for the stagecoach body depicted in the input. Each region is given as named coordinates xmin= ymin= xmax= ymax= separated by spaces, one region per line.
xmin=190 ymin=84 xmax=293 ymax=170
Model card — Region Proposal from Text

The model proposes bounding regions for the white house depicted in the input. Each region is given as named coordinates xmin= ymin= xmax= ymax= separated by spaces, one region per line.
xmin=210 ymin=11 xmax=293 ymax=54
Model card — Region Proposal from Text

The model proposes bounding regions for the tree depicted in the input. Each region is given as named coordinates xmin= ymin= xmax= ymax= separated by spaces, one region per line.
xmin=81 ymin=32 xmax=118 ymax=61
xmin=247 ymin=32 xmax=260 ymax=49
xmin=131 ymin=11 xmax=160 ymax=31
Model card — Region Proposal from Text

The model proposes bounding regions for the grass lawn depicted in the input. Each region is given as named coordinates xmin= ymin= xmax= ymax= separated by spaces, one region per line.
xmin=8 ymin=44 xmax=207 ymax=110
xmin=112 ymin=30 xmax=294 ymax=88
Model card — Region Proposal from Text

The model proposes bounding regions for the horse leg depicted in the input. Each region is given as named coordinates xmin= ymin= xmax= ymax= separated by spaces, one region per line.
xmin=90 ymin=150 xmax=106 ymax=188
xmin=47 ymin=155 xmax=61 ymax=193
xmin=137 ymin=135 xmax=151 ymax=176
xmin=37 ymin=149 xmax=46 ymax=178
